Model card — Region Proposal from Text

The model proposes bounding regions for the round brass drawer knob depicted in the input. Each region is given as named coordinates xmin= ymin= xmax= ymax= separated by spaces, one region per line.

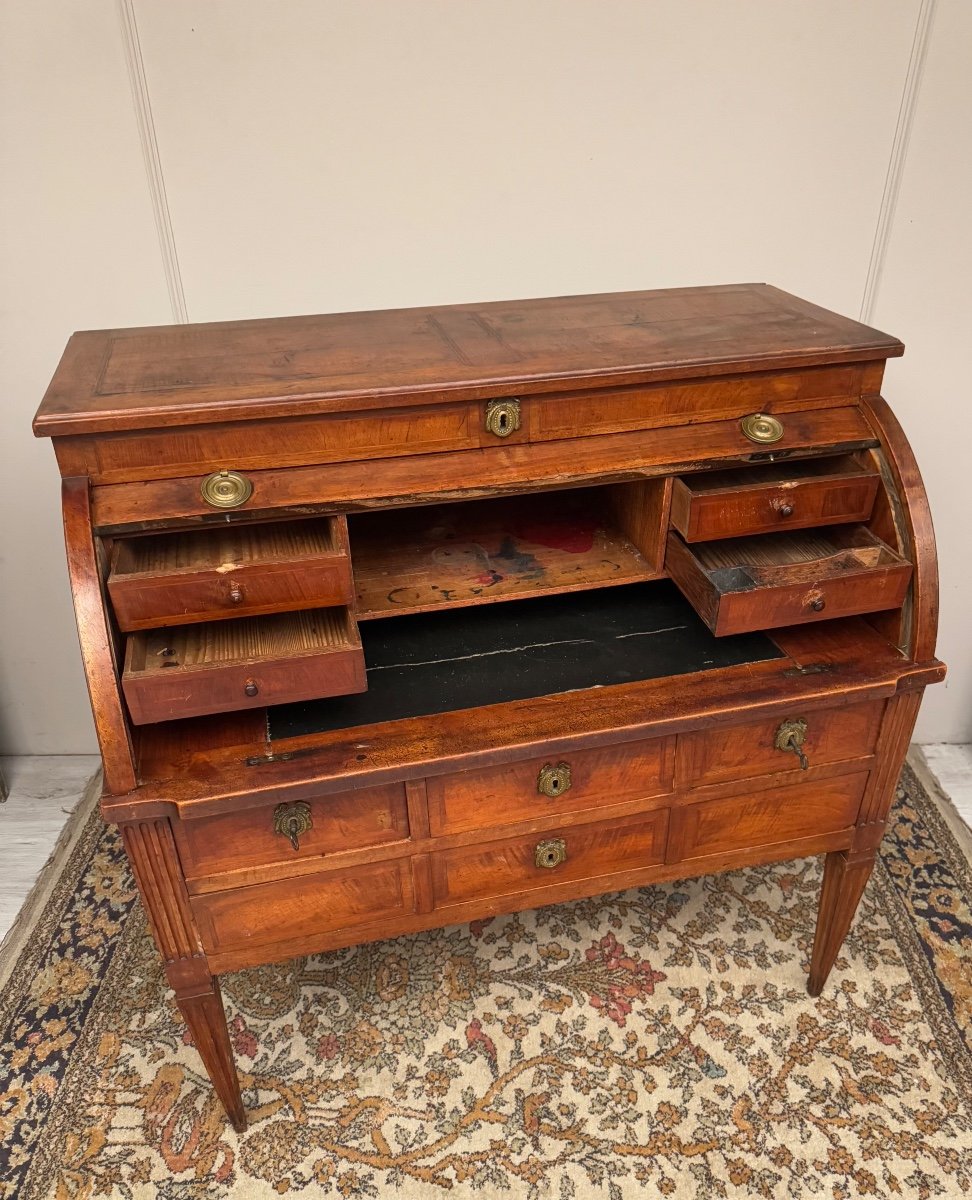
xmin=809 ymin=596 xmax=826 ymax=612
xmin=535 ymin=838 xmax=567 ymax=870
xmin=484 ymin=397 xmax=522 ymax=438
xmin=740 ymin=413 xmax=784 ymax=444
xmin=243 ymin=678 xmax=259 ymax=697
xmin=228 ymin=582 xmax=245 ymax=604
xmin=200 ymin=469 xmax=253 ymax=509
xmin=537 ymin=761 xmax=572 ymax=798
xmin=776 ymin=502 xmax=795 ymax=518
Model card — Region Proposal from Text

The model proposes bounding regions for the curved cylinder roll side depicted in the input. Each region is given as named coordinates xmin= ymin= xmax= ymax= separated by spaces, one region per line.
xmin=62 ymin=476 xmax=137 ymax=794
xmin=861 ymin=394 xmax=940 ymax=665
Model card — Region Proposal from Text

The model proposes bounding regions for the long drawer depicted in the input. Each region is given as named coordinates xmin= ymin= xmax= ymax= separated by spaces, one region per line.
xmin=667 ymin=772 xmax=868 ymax=862
xmin=677 ymin=700 xmax=883 ymax=787
xmin=122 ymin=607 xmax=365 ymax=724
xmin=108 ymin=517 xmax=353 ymax=631
xmin=430 ymin=810 xmax=669 ymax=910
xmin=193 ymin=858 xmax=415 ymax=956
xmin=174 ymin=782 xmax=410 ymax=883
xmin=427 ymin=738 xmax=674 ymax=837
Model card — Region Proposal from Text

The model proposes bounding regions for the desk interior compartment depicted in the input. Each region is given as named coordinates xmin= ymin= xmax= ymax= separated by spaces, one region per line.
xmin=122 ymin=607 xmax=365 ymax=724
xmin=108 ymin=517 xmax=353 ymax=631
xmin=670 ymin=455 xmax=879 ymax=542
xmin=348 ymin=482 xmax=666 ymax=619
xmin=665 ymin=525 xmax=911 ymax=636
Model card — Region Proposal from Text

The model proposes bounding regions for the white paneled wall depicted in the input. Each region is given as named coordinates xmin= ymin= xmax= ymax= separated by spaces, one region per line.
xmin=0 ymin=0 xmax=968 ymax=751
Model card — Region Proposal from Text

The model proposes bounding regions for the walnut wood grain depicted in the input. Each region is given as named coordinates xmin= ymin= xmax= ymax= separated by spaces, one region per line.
xmin=669 ymin=455 xmax=879 ymax=541
xmin=88 ymin=406 xmax=877 ymax=533
xmin=62 ymin=477 xmax=137 ymax=794
xmin=34 ymin=284 xmax=901 ymax=437
xmin=108 ymin=517 xmax=353 ymax=630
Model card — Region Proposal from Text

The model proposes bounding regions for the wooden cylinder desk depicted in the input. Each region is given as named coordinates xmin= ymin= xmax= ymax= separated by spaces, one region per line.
xmin=33 ymin=284 xmax=945 ymax=1130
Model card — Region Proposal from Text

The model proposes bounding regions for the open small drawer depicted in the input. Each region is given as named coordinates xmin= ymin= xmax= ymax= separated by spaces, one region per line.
xmin=665 ymin=526 xmax=911 ymax=636
xmin=108 ymin=518 xmax=353 ymax=632
xmin=670 ymin=456 xmax=879 ymax=542
xmin=122 ymin=607 xmax=366 ymax=724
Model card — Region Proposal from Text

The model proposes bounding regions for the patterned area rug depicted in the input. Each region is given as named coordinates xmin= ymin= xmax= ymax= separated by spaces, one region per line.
xmin=2 ymin=759 xmax=971 ymax=1199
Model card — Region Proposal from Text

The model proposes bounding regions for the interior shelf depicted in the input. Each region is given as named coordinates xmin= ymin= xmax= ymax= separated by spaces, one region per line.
xmin=348 ymin=487 xmax=661 ymax=620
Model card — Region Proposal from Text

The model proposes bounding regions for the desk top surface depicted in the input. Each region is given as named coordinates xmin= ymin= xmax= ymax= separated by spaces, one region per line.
xmin=34 ymin=283 xmax=902 ymax=437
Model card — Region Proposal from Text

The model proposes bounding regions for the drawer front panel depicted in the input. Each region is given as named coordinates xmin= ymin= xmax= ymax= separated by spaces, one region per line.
xmin=668 ymin=772 xmax=867 ymax=862
xmin=530 ymin=365 xmax=866 ymax=441
xmin=678 ymin=700 xmax=883 ymax=787
xmin=175 ymin=783 xmax=409 ymax=881
xmin=670 ymin=466 xmax=879 ymax=542
xmin=431 ymin=810 xmax=668 ymax=909
xmin=428 ymin=739 xmax=674 ymax=836
xmin=57 ymin=403 xmax=482 ymax=484
xmin=193 ymin=860 xmax=414 ymax=954
xmin=110 ymin=555 xmax=353 ymax=631
xmin=122 ymin=609 xmax=365 ymax=724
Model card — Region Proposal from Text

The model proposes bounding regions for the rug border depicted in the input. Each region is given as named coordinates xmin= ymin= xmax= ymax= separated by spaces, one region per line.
xmin=0 ymin=767 xmax=102 ymax=1005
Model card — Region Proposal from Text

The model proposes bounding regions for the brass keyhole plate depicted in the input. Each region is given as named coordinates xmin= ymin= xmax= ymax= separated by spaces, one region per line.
xmin=775 ymin=718 xmax=810 ymax=770
xmin=537 ymin=762 xmax=572 ymax=798
xmin=484 ymin=398 xmax=522 ymax=438
xmin=272 ymin=801 xmax=313 ymax=851
xmin=534 ymin=837 xmax=567 ymax=870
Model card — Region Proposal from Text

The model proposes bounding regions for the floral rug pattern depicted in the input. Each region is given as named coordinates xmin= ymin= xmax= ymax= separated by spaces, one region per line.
xmin=1 ymin=763 xmax=971 ymax=1199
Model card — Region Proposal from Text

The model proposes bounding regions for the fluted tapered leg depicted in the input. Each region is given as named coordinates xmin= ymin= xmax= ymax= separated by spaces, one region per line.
xmin=807 ymin=848 xmax=876 ymax=997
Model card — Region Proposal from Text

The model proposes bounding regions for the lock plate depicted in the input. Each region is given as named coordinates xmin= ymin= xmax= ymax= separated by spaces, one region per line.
xmin=484 ymin=398 xmax=522 ymax=438
xmin=537 ymin=762 xmax=572 ymax=798
xmin=534 ymin=837 xmax=567 ymax=870
xmin=272 ymin=800 xmax=313 ymax=851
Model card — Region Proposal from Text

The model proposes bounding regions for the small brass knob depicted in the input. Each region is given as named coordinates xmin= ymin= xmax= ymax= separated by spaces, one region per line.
xmin=534 ymin=838 xmax=567 ymax=870
xmin=537 ymin=762 xmax=572 ymax=798
xmin=200 ymin=469 xmax=253 ymax=509
xmin=272 ymin=801 xmax=313 ymax=851
xmin=777 ymin=502 xmax=795 ymax=518
xmin=809 ymin=597 xmax=826 ymax=612
xmin=775 ymin=718 xmax=810 ymax=770
xmin=243 ymin=678 xmax=259 ymax=697
xmin=228 ymin=582 xmax=245 ymax=604
xmin=484 ymin=398 xmax=522 ymax=438
xmin=741 ymin=413 xmax=784 ymax=445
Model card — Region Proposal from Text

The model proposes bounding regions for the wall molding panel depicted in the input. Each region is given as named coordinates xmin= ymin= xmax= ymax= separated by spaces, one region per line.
xmin=860 ymin=0 xmax=937 ymax=324
xmin=116 ymin=0 xmax=187 ymax=324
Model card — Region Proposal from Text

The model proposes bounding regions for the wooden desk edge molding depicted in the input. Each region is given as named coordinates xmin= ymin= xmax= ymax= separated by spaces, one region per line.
xmin=35 ymin=284 xmax=943 ymax=1131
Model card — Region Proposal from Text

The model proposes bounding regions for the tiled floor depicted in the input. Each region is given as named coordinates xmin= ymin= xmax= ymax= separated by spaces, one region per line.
xmin=1 ymin=747 xmax=970 ymax=946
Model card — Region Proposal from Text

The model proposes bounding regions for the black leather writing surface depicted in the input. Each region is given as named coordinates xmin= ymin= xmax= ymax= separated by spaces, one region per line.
xmin=269 ymin=581 xmax=783 ymax=740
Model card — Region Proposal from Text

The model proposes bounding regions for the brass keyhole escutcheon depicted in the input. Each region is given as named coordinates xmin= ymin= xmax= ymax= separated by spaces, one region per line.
xmin=740 ymin=413 xmax=784 ymax=445
xmin=484 ymin=397 xmax=522 ymax=438
xmin=775 ymin=718 xmax=810 ymax=770
xmin=535 ymin=838 xmax=567 ymax=870
xmin=273 ymin=801 xmax=313 ymax=851
xmin=537 ymin=762 xmax=572 ymax=798
xmin=200 ymin=469 xmax=253 ymax=509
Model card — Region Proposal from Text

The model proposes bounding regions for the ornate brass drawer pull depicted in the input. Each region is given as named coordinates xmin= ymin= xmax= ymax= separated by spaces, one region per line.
xmin=484 ymin=397 xmax=521 ymax=438
xmin=273 ymin=801 xmax=313 ymax=851
xmin=535 ymin=838 xmax=567 ymax=870
xmin=200 ymin=469 xmax=253 ymax=509
xmin=775 ymin=718 xmax=810 ymax=770
xmin=537 ymin=761 xmax=572 ymax=798
xmin=741 ymin=413 xmax=784 ymax=444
